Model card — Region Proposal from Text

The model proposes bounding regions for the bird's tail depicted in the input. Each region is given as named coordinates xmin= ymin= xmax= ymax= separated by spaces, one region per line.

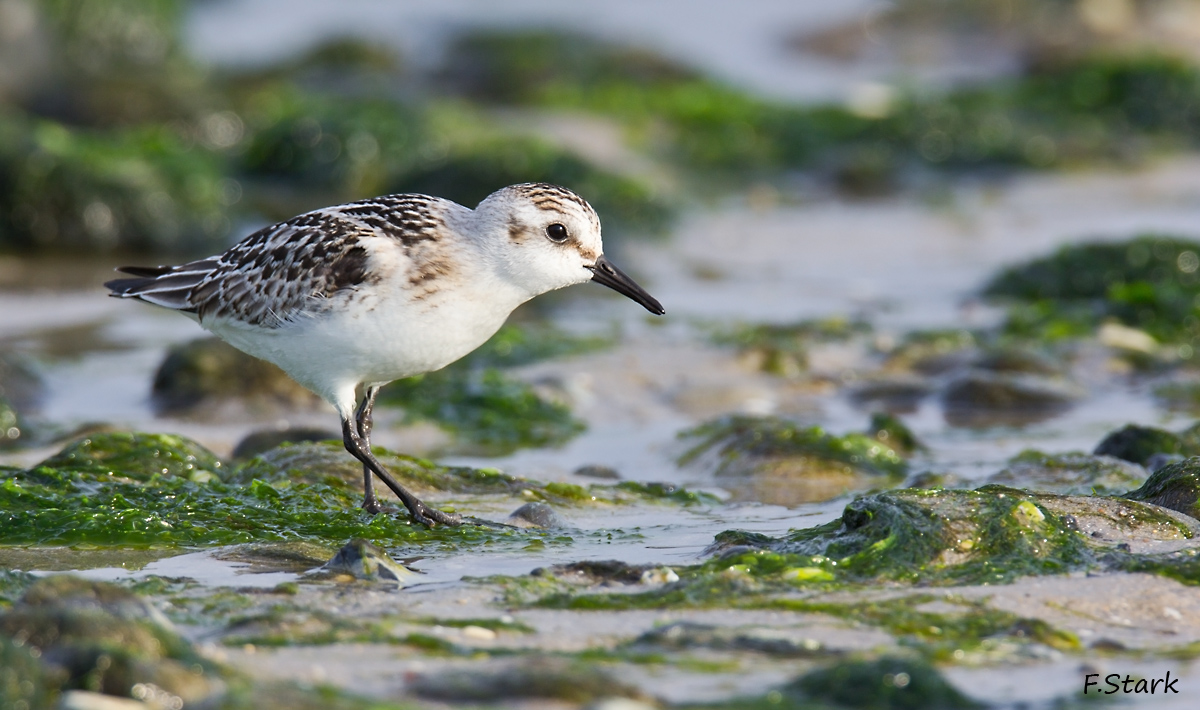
xmin=104 ymin=258 xmax=219 ymax=311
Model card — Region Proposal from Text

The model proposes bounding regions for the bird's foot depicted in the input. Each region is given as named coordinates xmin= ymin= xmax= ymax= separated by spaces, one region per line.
xmin=361 ymin=496 xmax=384 ymax=515
xmin=408 ymin=501 xmax=463 ymax=528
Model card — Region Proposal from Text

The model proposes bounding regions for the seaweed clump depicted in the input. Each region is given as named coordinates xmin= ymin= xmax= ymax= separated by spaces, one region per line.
xmin=377 ymin=322 xmax=611 ymax=455
xmin=442 ymin=32 xmax=1200 ymax=180
xmin=983 ymin=234 xmax=1200 ymax=349
xmin=1126 ymin=457 xmax=1200 ymax=521
xmin=0 ymin=432 xmax=536 ymax=548
xmin=678 ymin=414 xmax=908 ymax=505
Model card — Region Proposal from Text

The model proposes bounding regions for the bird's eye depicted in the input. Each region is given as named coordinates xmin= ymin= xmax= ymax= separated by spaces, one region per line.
xmin=545 ymin=223 xmax=569 ymax=242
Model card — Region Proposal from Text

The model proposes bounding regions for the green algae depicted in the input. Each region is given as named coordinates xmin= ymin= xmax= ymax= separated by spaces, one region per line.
xmin=790 ymin=655 xmax=981 ymax=710
xmin=0 ymin=433 xmax=550 ymax=549
xmin=0 ymin=114 xmax=231 ymax=252
xmin=1126 ymin=457 xmax=1200 ymax=520
xmin=376 ymin=322 xmax=611 ymax=454
xmin=868 ymin=413 xmax=925 ymax=457
xmin=36 ymin=431 xmax=225 ymax=482
xmin=680 ymin=415 xmax=907 ymax=483
xmin=0 ymin=432 xmax=709 ymax=550
xmin=984 ymin=234 xmax=1200 ymax=348
xmin=236 ymin=87 xmax=421 ymax=200
xmin=407 ymin=655 xmax=645 ymax=703
xmin=392 ymin=134 xmax=674 ymax=238
xmin=509 ymin=486 xmax=1192 ymax=613
xmin=1094 ymin=423 xmax=1194 ymax=467
xmin=442 ymin=31 xmax=1200 ymax=179
xmin=678 ymin=415 xmax=908 ymax=505
xmin=380 ymin=368 xmax=583 ymax=455
xmin=709 ymin=317 xmax=871 ymax=377
xmin=0 ymin=574 xmax=419 ymax=710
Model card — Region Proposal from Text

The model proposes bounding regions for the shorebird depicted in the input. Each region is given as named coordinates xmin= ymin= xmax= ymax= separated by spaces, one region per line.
xmin=106 ymin=183 xmax=664 ymax=526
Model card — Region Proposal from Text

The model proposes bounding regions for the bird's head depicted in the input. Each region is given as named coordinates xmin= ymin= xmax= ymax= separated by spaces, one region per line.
xmin=473 ymin=183 xmax=664 ymax=315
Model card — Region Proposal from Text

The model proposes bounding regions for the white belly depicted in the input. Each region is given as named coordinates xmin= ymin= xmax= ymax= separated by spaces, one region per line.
xmin=205 ymin=279 xmax=527 ymax=406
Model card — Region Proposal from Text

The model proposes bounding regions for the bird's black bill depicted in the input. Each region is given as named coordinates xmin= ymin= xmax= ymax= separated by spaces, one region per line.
xmin=587 ymin=255 xmax=665 ymax=315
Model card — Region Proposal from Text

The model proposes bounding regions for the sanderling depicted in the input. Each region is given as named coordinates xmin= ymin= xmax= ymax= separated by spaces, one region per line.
xmin=106 ymin=183 xmax=664 ymax=526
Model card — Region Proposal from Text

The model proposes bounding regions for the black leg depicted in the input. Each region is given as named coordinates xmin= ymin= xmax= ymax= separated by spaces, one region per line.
xmin=356 ymin=386 xmax=381 ymax=514
xmin=341 ymin=416 xmax=462 ymax=527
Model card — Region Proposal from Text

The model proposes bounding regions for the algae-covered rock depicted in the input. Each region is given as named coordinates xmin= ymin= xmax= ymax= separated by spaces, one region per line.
xmin=380 ymin=367 xmax=585 ymax=456
xmin=711 ymin=317 xmax=871 ymax=378
xmin=637 ymin=621 xmax=826 ymax=658
xmin=849 ymin=376 xmax=935 ymax=414
xmin=678 ymin=415 xmax=906 ymax=506
xmin=0 ymin=577 xmax=225 ymax=706
xmin=790 ymin=656 xmax=979 ymax=710
xmin=2 ymin=432 xmax=540 ymax=547
xmin=152 ymin=337 xmax=321 ymax=417
xmin=1094 ymin=424 xmax=1191 ymax=467
xmin=213 ymin=541 xmax=335 ymax=573
xmin=237 ymin=88 xmax=420 ymax=199
xmin=35 ymin=431 xmax=225 ymax=482
xmin=988 ymin=450 xmax=1147 ymax=495
xmin=984 ymin=235 xmax=1200 ymax=347
xmin=0 ymin=115 xmax=231 ymax=252
xmin=768 ymin=487 xmax=1093 ymax=584
xmin=409 ymin=656 xmax=643 ymax=703
xmin=866 ymin=412 xmax=923 ymax=456
xmin=942 ymin=371 xmax=1080 ymax=427
xmin=371 ymin=322 xmax=604 ymax=455
xmin=1126 ymin=457 xmax=1200 ymax=521
xmin=322 ymin=538 xmax=415 ymax=585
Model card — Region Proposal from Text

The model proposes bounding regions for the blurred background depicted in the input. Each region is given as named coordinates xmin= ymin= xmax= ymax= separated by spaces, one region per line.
xmin=4 ymin=0 xmax=1200 ymax=486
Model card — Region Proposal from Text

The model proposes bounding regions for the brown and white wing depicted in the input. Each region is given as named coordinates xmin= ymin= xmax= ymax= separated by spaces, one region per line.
xmin=104 ymin=194 xmax=452 ymax=328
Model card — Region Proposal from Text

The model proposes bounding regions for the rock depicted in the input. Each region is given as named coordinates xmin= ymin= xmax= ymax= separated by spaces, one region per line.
xmin=408 ymin=656 xmax=643 ymax=703
xmin=637 ymin=621 xmax=825 ymax=658
xmin=574 ymin=464 xmax=621 ymax=480
xmin=866 ymin=412 xmax=924 ymax=456
xmin=973 ymin=347 xmax=1063 ymax=375
xmin=981 ymin=235 xmax=1200 ymax=347
xmin=213 ymin=541 xmax=334 ymax=573
xmin=0 ymin=635 xmax=51 ymax=709
xmin=717 ymin=486 xmax=1199 ymax=586
xmin=322 ymin=539 xmax=415 ymax=584
xmin=152 ymin=337 xmax=321 ymax=417
xmin=988 ymin=450 xmax=1147 ymax=495
xmin=848 ymin=375 xmax=934 ymax=413
xmin=789 ymin=656 xmax=980 ymax=709
xmin=1126 ymin=457 xmax=1200 ymax=520
xmin=19 ymin=576 xmax=173 ymax=628
xmin=942 ymin=371 xmax=1080 ymax=427
xmin=678 ymin=415 xmax=906 ymax=506
xmin=35 ymin=432 xmax=225 ymax=483
xmin=506 ymin=502 xmax=568 ymax=529
xmin=905 ymin=471 xmax=967 ymax=489
xmin=531 ymin=560 xmax=657 ymax=587
xmin=1094 ymin=424 xmax=1189 ymax=467
xmin=0 ymin=577 xmax=225 ymax=707
xmin=231 ymin=426 xmax=339 ymax=460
